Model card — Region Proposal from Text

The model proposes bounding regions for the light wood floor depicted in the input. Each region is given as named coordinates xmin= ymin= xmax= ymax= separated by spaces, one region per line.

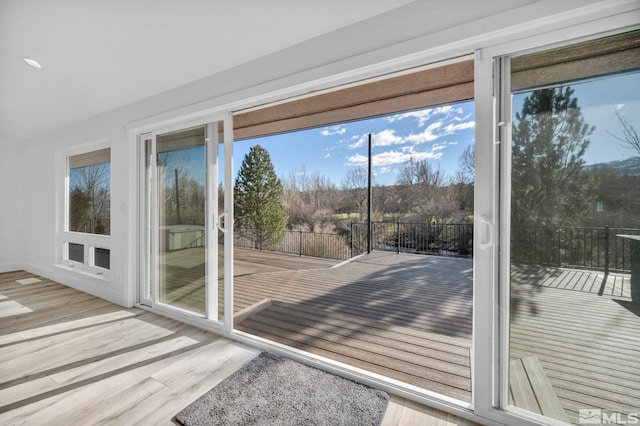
xmin=0 ymin=270 xmax=478 ymax=426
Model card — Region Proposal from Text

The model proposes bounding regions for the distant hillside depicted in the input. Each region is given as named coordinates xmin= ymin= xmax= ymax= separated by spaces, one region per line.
xmin=585 ymin=156 xmax=640 ymax=175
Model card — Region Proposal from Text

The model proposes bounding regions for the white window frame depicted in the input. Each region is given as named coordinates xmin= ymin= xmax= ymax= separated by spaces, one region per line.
xmin=473 ymin=13 xmax=640 ymax=426
xmin=123 ymin=4 xmax=640 ymax=426
xmin=57 ymin=142 xmax=112 ymax=280
xmin=134 ymin=113 xmax=234 ymax=333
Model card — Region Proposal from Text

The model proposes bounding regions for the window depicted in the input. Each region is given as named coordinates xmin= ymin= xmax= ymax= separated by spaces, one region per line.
xmin=595 ymin=200 xmax=604 ymax=213
xmin=61 ymin=147 xmax=111 ymax=274
xmin=68 ymin=148 xmax=111 ymax=235
xmin=228 ymin=59 xmax=476 ymax=402
xmin=94 ymin=247 xmax=111 ymax=270
xmin=505 ymin=30 xmax=640 ymax=425
xmin=67 ymin=242 xmax=84 ymax=263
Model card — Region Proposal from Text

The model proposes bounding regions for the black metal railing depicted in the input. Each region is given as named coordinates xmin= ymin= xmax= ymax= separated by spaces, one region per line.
xmin=352 ymin=221 xmax=473 ymax=258
xmin=234 ymin=222 xmax=473 ymax=261
xmin=511 ymin=225 xmax=640 ymax=273
xmin=232 ymin=223 xmax=637 ymax=272
xmin=234 ymin=228 xmax=351 ymax=260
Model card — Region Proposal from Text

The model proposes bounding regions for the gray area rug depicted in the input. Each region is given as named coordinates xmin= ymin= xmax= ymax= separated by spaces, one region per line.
xmin=175 ymin=352 xmax=389 ymax=426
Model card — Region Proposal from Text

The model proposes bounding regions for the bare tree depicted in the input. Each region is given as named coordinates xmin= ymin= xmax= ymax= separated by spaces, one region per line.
xmin=609 ymin=109 xmax=640 ymax=156
xmin=395 ymin=157 xmax=448 ymax=220
xmin=448 ymin=145 xmax=475 ymax=216
xmin=458 ymin=145 xmax=475 ymax=184
xmin=282 ymin=167 xmax=339 ymax=226
xmin=341 ymin=167 xmax=368 ymax=221
xmin=70 ymin=163 xmax=110 ymax=234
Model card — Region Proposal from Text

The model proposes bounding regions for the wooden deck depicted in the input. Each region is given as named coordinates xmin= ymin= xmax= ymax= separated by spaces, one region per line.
xmin=0 ymin=270 xmax=477 ymax=425
xmin=158 ymin=248 xmax=474 ymax=401
xmin=233 ymin=251 xmax=474 ymax=402
xmin=510 ymin=270 xmax=640 ymax=424
xmin=231 ymin=252 xmax=640 ymax=423
xmin=512 ymin=264 xmax=632 ymax=299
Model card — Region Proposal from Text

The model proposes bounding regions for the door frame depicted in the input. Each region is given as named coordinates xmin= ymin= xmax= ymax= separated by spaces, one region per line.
xmin=136 ymin=112 xmax=234 ymax=330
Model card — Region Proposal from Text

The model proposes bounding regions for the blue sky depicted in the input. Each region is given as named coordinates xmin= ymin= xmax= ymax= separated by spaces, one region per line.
xmin=572 ymin=71 xmax=640 ymax=164
xmin=513 ymin=70 xmax=640 ymax=166
xmin=235 ymin=70 xmax=639 ymax=188
xmin=172 ymin=69 xmax=639 ymax=188
xmin=234 ymin=101 xmax=476 ymax=186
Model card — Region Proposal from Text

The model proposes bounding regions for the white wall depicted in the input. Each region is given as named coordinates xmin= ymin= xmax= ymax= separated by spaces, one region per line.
xmin=14 ymin=0 xmax=635 ymax=306
xmin=0 ymin=135 xmax=24 ymax=272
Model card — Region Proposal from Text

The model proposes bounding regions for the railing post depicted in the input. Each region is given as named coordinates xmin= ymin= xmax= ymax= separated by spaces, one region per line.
xmin=259 ymin=228 xmax=263 ymax=251
xmin=396 ymin=220 xmax=400 ymax=254
xmin=350 ymin=221 xmax=354 ymax=258
xmin=299 ymin=229 xmax=303 ymax=257
xmin=604 ymin=225 xmax=610 ymax=274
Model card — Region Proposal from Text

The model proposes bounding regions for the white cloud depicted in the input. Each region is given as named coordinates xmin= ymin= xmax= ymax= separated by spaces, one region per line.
xmin=405 ymin=122 xmax=443 ymax=144
xmin=348 ymin=134 xmax=368 ymax=149
xmin=375 ymin=166 xmax=394 ymax=175
xmin=616 ymin=104 xmax=625 ymax=110
xmin=443 ymin=121 xmax=475 ymax=133
xmin=346 ymin=149 xmax=443 ymax=167
xmin=348 ymin=119 xmax=473 ymax=150
xmin=431 ymin=141 xmax=457 ymax=151
xmin=386 ymin=105 xmax=463 ymax=127
xmin=345 ymin=153 xmax=368 ymax=165
xmin=320 ymin=125 xmax=347 ymax=136
xmin=344 ymin=103 xmax=473 ymax=170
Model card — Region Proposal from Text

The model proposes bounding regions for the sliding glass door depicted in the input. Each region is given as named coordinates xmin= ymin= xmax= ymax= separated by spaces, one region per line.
xmin=140 ymin=115 xmax=233 ymax=326
xmin=502 ymin=30 xmax=640 ymax=425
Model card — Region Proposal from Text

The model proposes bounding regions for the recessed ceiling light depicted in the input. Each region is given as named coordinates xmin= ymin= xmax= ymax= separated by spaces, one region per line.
xmin=23 ymin=57 xmax=42 ymax=69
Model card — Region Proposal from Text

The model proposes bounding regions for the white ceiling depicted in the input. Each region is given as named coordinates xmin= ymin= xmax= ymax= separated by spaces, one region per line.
xmin=2 ymin=0 xmax=586 ymax=143
xmin=0 ymin=0 xmax=414 ymax=141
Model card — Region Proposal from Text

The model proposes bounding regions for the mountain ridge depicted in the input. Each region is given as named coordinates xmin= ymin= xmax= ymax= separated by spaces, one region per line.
xmin=584 ymin=156 xmax=640 ymax=175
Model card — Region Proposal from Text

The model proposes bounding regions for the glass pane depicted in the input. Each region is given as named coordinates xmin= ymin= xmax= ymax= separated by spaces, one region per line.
xmin=216 ymin=129 xmax=225 ymax=321
xmin=68 ymin=243 xmax=84 ymax=263
xmin=157 ymin=126 xmax=207 ymax=315
xmin=231 ymin=101 xmax=475 ymax=402
xmin=144 ymin=138 xmax=152 ymax=302
xmin=509 ymin=33 xmax=640 ymax=424
xmin=94 ymin=247 xmax=110 ymax=270
xmin=68 ymin=150 xmax=110 ymax=235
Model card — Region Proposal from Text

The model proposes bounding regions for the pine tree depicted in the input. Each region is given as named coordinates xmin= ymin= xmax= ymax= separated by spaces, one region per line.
xmin=234 ymin=145 xmax=287 ymax=248
xmin=511 ymin=86 xmax=595 ymax=227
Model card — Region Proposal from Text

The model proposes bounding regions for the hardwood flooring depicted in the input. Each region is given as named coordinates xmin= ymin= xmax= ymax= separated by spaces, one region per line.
xmin=0 ymin=270 xmax=478 ymax=426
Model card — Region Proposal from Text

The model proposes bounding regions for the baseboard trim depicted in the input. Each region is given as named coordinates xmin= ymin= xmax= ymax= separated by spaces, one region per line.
xmin=19 ymin=262 xmax=127 ymax=307
xmin=0 ymin=262 xmax=25 ymax=273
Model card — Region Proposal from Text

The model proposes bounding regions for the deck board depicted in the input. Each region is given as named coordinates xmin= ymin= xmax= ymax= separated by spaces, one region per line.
xmin=510 ymin=270 xmax=640 ymax=424
xmin=512 ymin=264 xmax=632 ymax=299
xmin=232 ymin=251 xmax=474 ymax=401
xmin=234 ymin=252 xmax=639 ymax=424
